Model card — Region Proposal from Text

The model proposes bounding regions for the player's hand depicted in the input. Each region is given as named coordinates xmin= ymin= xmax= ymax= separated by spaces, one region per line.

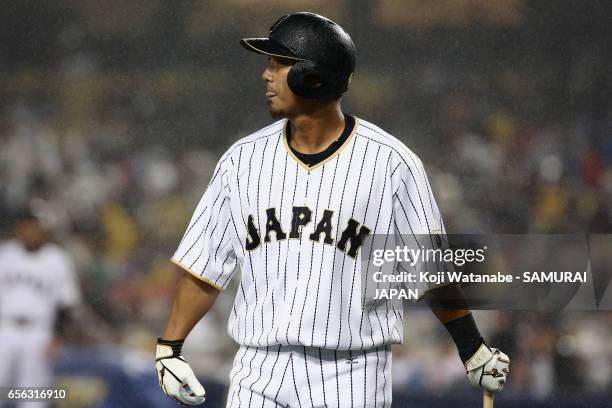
xmin=465 ymin=343 xmax=510 ymax=393
xmin=155 ymin=339 xmax=206 ymax=405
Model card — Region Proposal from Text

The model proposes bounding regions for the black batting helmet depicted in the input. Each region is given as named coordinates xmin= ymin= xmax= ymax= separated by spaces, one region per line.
xmin=240 ymin=12 xmax=356 ymax=100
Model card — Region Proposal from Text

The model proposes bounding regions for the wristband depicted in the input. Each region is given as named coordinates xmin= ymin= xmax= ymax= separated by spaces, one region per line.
xmin=464 ymin=342 xmax=494 ymax=371
xmin=443 ymin=314 xmax=483 ymax=364
xmin=156 ymin=338 xmax=185 ymax=359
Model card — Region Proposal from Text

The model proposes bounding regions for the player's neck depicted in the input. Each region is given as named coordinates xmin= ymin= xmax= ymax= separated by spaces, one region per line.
xmin=20 ymin=241 xmax=45 ymax=252
xmin=288 ymin=104 xmax=345 ymax=154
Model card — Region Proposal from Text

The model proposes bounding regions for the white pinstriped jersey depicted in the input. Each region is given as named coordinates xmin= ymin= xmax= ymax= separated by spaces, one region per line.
xmin=172 ymin=117 xmax=445 ymax=350
xmin=0 ymin=240 xmax=80 ymax=331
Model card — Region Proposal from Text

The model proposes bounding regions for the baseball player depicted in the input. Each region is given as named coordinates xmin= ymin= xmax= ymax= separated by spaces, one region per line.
xmin=0 ymin=208 xmax=81 ymax=407
xmin=156 ymin=12 xmax=509 ymax=407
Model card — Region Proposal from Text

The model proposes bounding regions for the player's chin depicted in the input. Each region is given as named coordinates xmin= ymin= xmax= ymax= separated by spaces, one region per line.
xmin=266 ymin=104 xmax=285 ymax=119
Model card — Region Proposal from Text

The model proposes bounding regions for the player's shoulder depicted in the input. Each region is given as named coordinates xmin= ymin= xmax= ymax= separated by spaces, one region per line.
xmin=355 ymin=117 xmax=424 ymax=168
xmin=0 ymin=239 xmax=29 ymax=255
xmin=41 ymin=243 xmax=73 ymax=264
xmin=42 ymin=242 xmax=68 ymax=255
xmin=0 ymin=239 xmax=19 ymax=255
xmin=218 ymin=119 xmax=286 ymax=166
xmin=0 ymin=240 xmax=70 ymax=264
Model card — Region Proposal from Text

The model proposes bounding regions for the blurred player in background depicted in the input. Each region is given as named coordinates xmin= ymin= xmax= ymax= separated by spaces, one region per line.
xmin=0 ymin=207 xmax=81 ymax=407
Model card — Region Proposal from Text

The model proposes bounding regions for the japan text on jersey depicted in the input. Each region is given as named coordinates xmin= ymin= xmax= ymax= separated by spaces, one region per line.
xmin=173 ymin=118 xmax=445 ymax=350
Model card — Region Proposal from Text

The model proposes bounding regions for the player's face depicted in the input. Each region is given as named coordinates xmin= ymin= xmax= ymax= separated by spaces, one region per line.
xmin=15 ymin=219 xmax=46 ymax=251
xmin=262 ymin=57 xmax=300 ymax=118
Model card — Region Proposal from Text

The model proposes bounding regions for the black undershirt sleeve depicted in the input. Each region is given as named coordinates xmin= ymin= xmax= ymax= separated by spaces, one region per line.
xmin=157 ymin=338 xmax=185 ymax=357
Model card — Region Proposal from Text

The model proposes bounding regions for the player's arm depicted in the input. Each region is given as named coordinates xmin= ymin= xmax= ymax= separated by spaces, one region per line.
xmin=156 ymin=157 xmax=236 ymax=406
xmin=425 ymin=284 xmax=480 ymax=360
xmin=54 ymin=306 xmax=77 ymax=340
xmin=48 ymin=252 xmax=82 ymax=360
xmin=162 ymin=271 xmax=220 ymax=340
xmin=425 ymin=284 xmax=510 ymax=394
xmin=156 ymin=270 xmax=219 ymax=406
xmin=46 ymin=307 xmax=76 ymax=363
xmin=391 ymin=155 xmax=509 ymax=394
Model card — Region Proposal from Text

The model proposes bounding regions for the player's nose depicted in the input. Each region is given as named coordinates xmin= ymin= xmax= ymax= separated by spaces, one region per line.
xmin=262 ymin=63 xmax=273 ymax=82
xmin=262 ymin=70 xmax=272 ymax=82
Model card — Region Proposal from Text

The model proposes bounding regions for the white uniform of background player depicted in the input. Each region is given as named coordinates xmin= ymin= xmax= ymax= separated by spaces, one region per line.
xmin=0 ymin=211 xmax=80 ymax=407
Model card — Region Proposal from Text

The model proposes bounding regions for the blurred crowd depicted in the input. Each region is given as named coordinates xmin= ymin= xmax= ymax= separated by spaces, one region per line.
xmin=0 ymin=0 xmax=611 ymax=401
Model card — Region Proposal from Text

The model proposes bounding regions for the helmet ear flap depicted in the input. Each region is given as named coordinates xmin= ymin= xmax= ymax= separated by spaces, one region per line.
xmin=288 ymin=60 xmax=333 ymax=100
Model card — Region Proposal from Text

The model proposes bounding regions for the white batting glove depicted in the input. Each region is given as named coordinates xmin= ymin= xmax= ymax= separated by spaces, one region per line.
xmin=156 ymin=339 xmax=206 ymax=405
xmin=465 ymin=343 xmax=510 ymax=393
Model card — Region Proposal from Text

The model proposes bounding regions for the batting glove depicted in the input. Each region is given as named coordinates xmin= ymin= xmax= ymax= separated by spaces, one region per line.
xmin=465 ymin=343 xmax=510 ymax=393
xmin=156 ymin=338 xmax=206 ymax=405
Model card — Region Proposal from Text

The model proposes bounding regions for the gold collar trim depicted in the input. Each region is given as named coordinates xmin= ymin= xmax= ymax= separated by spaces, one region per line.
xmin=282 ymin=117 xmax=359 ymax=172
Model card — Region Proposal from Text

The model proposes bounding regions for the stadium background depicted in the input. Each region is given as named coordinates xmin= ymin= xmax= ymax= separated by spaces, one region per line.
xmin=0 ymin=0 xmax=611 ymax=407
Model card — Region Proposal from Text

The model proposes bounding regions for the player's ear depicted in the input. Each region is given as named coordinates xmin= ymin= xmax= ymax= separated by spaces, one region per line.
xmin=302 ymin=73 xmax=323 ymax=89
